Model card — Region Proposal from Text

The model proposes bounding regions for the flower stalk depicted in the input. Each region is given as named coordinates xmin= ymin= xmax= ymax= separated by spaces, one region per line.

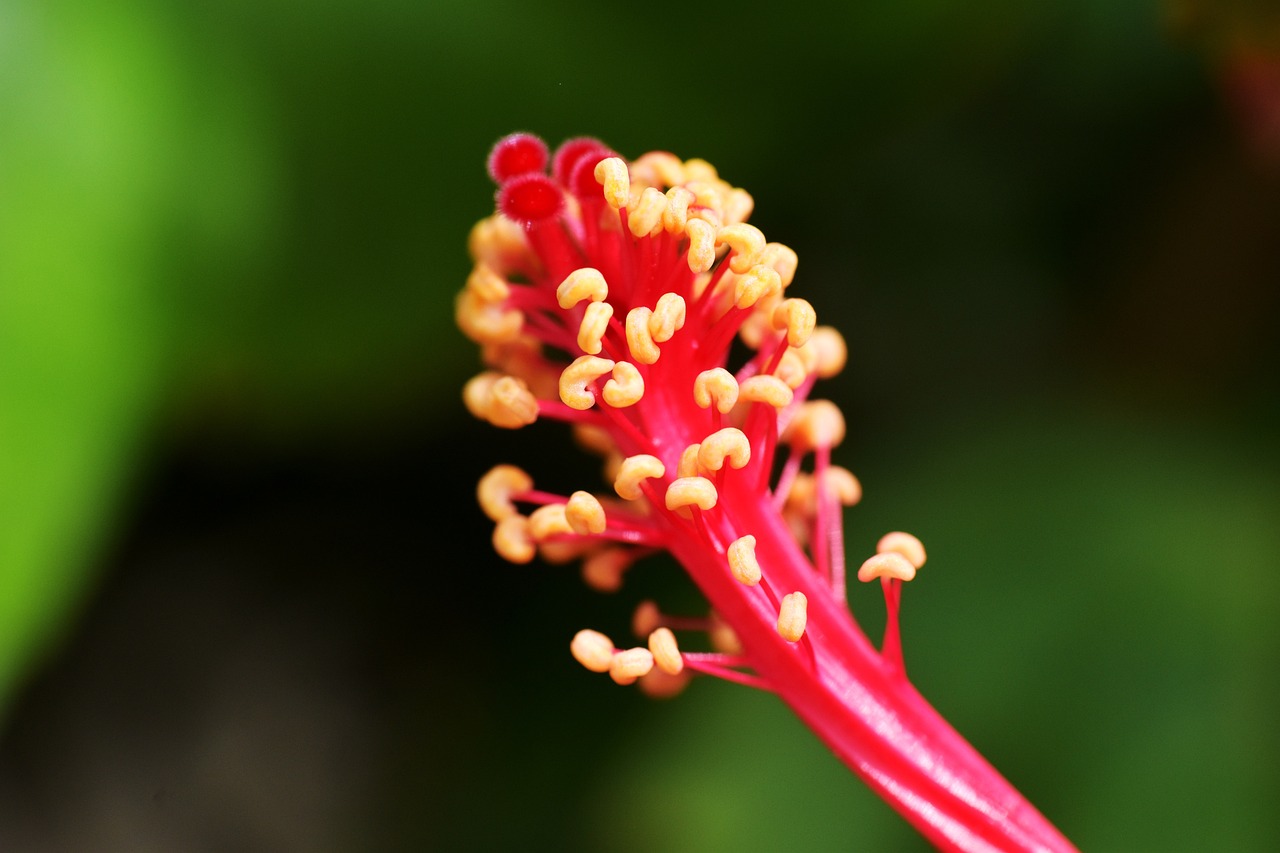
xmin=457 ymin=132 xmax=1078 ymax=853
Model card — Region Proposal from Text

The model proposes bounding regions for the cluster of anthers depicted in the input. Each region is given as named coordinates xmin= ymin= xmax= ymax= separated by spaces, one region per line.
xmin=460 ymin=132 xmax=922 ymax=697
xmin=457 ymin=133 xmax=1076 ymax=853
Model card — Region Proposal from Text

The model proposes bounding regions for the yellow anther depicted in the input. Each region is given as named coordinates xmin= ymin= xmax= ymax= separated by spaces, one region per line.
xmin=632 ymin=150 xmax=686 ymax=188
xmin=649 ymin=292 xmax=686 ymax=343
xmin=772 ymin=298 xmax=817 ymax=347
xmin=465 ymin=263 xmax=510 ymax=303
xmin=564 ymin=491 xmax=607 ymax=536
xmin=467 ymin=213 xmax=527 ymax=272
xmin=582 ymin=547 xmax=632 ymax=592
xmin=784 ymin=400 xmax=847 ymax=451
xmin=662 ymin=186 xmax=695 ymax=234
xmin=683 ymin=157 xmax=719 ymax=182
xmin=576 ymin=301 xmax=613 ymax=355
xmin=858 ymin=552 xmax=917 ymax=583
xmin=775 ymin=348 xmax=809 ymax=390
xmin=685 ymin=218 xmax=717 ymax=273
xmin=648 ymin=627 xmax=684 ymax=675
xmin=614 ymin=454 xmax=665 ymax=500
xmin=709 ymin=611 xmax=743 ymax=655
xmin=455 ymin=288 xmax=523 ymax=344
xmin=677 ymin=443 xmax=703 ymax=479
xmin=727 ymin=535 xmax=762 ymax=586
xmin=487 ymin=376 xmax=540 ymax=428
xmin=733 ymin=264 xmax=782 ymax=309
xmin=820 ymin=466 xmax=863 ymax=506
xmin=760 ymin=242 xmax=799 ymax=288
xmin=528 ymin=503 xmax=573 ymax=541
xmin=462 ymin=371 xmax=501 ymax=421
xmin=722 ymin=187 xmax=754 ymax=225
xmin=610 ymin=647 xmax=654 ymax=684
xmin=698 ymin=427 xmax=751 ymax=471
xmin=638 ymin=668 xmax=692 ymax=699
xmin=602 ymin=361 xmax=644 ymax=408
xmin=665 ymin=476 xmax=718 ymax=512
xmin=556 ymin=267 xmax=609 ymax=309
xmin=492 ymin=515 xmax=535 ymax=564
xmin=594 ymin=156 xmax=631 ymax=210
xmin=627 ymin=186 xmax=667 ymax=237
xmin=739 ymin=374 xmax=794 ymax=409
xmin=477 ymin=464 xmax=533 ymax=521
xmin=632 ymin=599 xmax=662 ymax=638
xmin=625 ymin=306 xmax=661 ymax=364
xmin=777 ymin=591 xmax=808 ymax=643
xmin=808 ymin=326 xmax=848 ymax=378
xmin=693 ymin=368 xmax=740 ymax=414
xmin=559 ymin=354 xmax=616 ymax=410
xmin=571 ymin=629 xmax=615 ymax=673
xmin=876 ymin=531 xmax=927 ymax=569
xmin=539 ymin=538 xmax=595 ymax=566
xmin=716 ymin=223 xmax=767 ymax=274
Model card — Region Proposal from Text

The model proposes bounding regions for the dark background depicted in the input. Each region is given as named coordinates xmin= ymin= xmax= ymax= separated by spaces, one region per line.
xmin=2 ymin=0 xmax=1278 ymax=850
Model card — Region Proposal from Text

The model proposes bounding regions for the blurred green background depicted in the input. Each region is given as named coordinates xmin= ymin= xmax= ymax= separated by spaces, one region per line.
xmin=1 ymin=0 xmax=1278 ymax=850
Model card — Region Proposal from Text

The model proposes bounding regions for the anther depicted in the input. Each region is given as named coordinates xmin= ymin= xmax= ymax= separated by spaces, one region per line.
xmin=734 ymin=264 xmax=783 ymax=310
xmin=571 ymin=629 xmax=615 ymax=673
xmin=727 ymin=535 xmax=762 ymax=586
xmin=876 ymin=531 xmax=927 ymax=570
xmin=723 ymin=188 xmax=754 ymax=224
xmin=627 ymin=186 xmax=667 ymax=237
xmin=632 ymin=600 xmax=662 ymax=637
xmin=685 ymin=218 xmax=717 ymax=273
xmin=775 ymin=348 xmax=809 ymax=390
xmin=649 ymin=293 xmax=686 ymax=343
xmin=819 ymin=466 xmax=862 ymax=506
xmin=777 ymin=591 xmax=808 ymax=643
xmin=698 ymin=427 xmax=751 ymax=471
xmin=577 ymin=301 xmax=614 ymax=354
xmin=528 ymin=504 xmax=574 ymax=541
xmin=858 ymin=552 xmax=917 ymax=583
xmin=557 ymin=267 xmax=609 ymax=309
xmin=664 ymin=477 xmax=718 ymax=512
xmin=772 ymin=298 xmax=817 ymax=347
xmin=631 ymin=150 xmax=686 ymax=187
xmin=465 ymin=263 xmax=510 ymax=303
xmin=784 ymin=400 xmax=847 ymax=451
xmin=693 ymin=368 xmax=740 ymax=413
xmin=739 ymin=374 xmax=794 ymax=409
xmin=582 ymin=547 xmax=633 ymax=592
xmin=807 ymin=326 xmax=848 ymax=378
xmin=487 ymin=376 xmax=540 ymax=428
xmin=602 ymin=361 xmax=644 ymax=408
xmin=477 ymin=464 xmax=534 ymax=521
xmin=759 ymin=242 xmax=799 ymax=288
xmin=648 ymin=628 xmax=684 ymax=675
xmin=663 ymin=186 xmax=694 ymax=234
xmin=625 ymin=307 xmax=661 ymax=364
xmin=559 ymin=355 xmax=616 ymax=410
xmin=463 ymin=372 xmax=501 ymax=421
xmin=677 ymin=444 xmax=703 ymax=478
xmin=455 ymin=289 xmax=523 ymax=344
xmin=492 ymin=515 xmax=536 ymax=564
xmin=594 ymin=156 xmax=631 ymax=210
xmin=716 ymin=223 xmax=767 ymax=274
xmin=565 ymin=491 xmax=607 ymax=535
xmin=610 ymin=647 xmax=654 ymax=684
xmin=614 ymin=454 xmax=665 ymax=500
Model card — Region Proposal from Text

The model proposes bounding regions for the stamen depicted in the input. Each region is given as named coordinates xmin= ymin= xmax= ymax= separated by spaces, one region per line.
xmin=594 ymin=156 xmax=631 ymax=210
xmin=556 ymin=267 xmax=609 ymax=308
xmin=739 ymin=374 xmax=794 ymax=409
xmin=783 ymin=400 xmax=846 ymax=452
xmin=631 ymin=150 xmax=686 ymax=188
xmin=685 ymin=218 xmax=717 ymax=273
xmin=693 ymin=368 xmax=740 ymax=414
xmin=463 ymin=372 xmax=502 ymax=421
xmin=582 ymin=546 xmax=633 ymax=592
xmin=723 ymin=188 xmax=754 ymax=224
xmin=638 ymin=668 xmax=692 ymax=699
xmin=492 ymin=515 xmax=536 ymax=564
xmin=857 ymin=552 xmax=917 ymax=583
xmin=486 ymin=376 xmax=540 ymax=428
xmin=627 ymin=186 xmax=667 ymax=237
xmin=455 ymin=288 xmax=523 ymax=344
xmin=727 ymin=535 xmax=762 ymax=586
xmin=806 ymin=326 xmax=848 ymax=378
xmin=709 ymin=611 xmax=742 ymax=655
xmin=698 ymin=427 xmax=751 ymax=471
xmin=876 ymin=531 xmax=927 ymax=569
xmin=649 ymin=293 xmax=686 ymax=342
xmin=820 ymin=466 xmax=862 ymax=507
xmin=610 ymin=647 xmax=655 ymax=684
xmin=565 ymin=491 xmax=607 ymax=535
xmin=759 ymin=241 xmax=798 ymax=288
xmin=664 ymin=476 xmax=718 ymax=512
xmin=577 ymin=301 xmax=614 ymax=354
xmin=477 ymin=464 xmax=534 ymax=521
xmin=772 ymin=298 xmax=817 ymax=348
xmin=716 ymin=223 xmax=767 ymax=274
xmin=528 ymin=503 xmax=574 ymax=541
xmin=632 ymin=599 xmax=663 ymax=637
xmin=677 ymin=444 xmax=704 ymax=478
xmin=625 ymin=306 xmax=661 ymax=364
xmin=777 ymin=591 xmax=808 ymax=642
xmin=648 ymin=627 xmax=684 ymax=675
xmin=663 ymin=186 xmax=694 ymax=235
xmin=571 ymin=629 xmax=615 ymax=673
xmin=733 ymin=264 xmax=782 ymax=310
xmin=774 ymin=348 xmax=809 ymax=390
xmin=602 ymin=361 xmax=644 ymax=408
xmin=614 ymin=454 xmax=665 ymax=500
xmin=465 ymin=263 xmax=510 ymax=303
xmin=559 ymin=355 xmax=616 ymax=410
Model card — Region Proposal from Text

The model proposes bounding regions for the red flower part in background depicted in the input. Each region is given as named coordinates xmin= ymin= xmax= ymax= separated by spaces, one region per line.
xmin=456 ymin=132 xmax=1079 ymax=853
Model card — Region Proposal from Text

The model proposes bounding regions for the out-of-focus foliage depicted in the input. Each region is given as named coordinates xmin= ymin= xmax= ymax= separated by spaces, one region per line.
xmin=0 ymin=0 xmax=1277 ymax=850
